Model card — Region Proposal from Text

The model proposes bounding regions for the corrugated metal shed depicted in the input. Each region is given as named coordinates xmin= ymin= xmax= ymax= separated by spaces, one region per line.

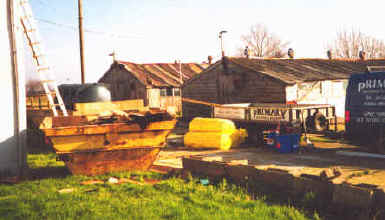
xmin=116 ymin=61 xmax=207 ymax=87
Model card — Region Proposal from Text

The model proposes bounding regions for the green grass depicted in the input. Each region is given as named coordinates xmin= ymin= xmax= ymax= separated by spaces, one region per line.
xmin=0 ymin=149 xmax=318 ymax=220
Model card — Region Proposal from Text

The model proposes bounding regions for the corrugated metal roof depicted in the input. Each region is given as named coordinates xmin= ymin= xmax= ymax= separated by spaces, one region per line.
xmin=229 ymin=57 xmax=385 ymax=84
xmin=116 ymin=61 xmax=206 ymax=87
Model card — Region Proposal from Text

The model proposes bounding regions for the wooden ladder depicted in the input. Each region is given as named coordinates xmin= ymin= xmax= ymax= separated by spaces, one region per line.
xmin=19 ymin=0 xmax=68 ymax=117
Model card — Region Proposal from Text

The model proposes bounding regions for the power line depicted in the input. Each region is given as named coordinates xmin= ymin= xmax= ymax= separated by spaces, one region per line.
xmin=30 ymin=0 xmax=148 ymax=40
xmin=36 ymin=18 xmax=74 ymax=30
xmin=36 ymin=18 xmax=145 ymax=40
xmin=30 ymin=0 xmax=59 ymax=13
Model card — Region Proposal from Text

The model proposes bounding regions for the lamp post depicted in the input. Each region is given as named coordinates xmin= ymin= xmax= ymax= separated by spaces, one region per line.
xmin=109 ymin=50 xmax=116 ymax=62
xmin=219 ymin=30 xmax=227 ymax=57
xmin=176 ymin=59 xmax=182 ymax=84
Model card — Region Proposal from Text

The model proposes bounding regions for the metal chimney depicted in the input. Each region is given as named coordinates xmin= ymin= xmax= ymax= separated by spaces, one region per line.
xmin=327 ymin=50 xmax=333 ymax=60
xmin=359 ymin=51 xmax=366 ymax=60
xmin=288 ymin=48 xmax=294 ymax=59
xmin=244 ymin=46 xmax=249 ymax=59
xmin=208 ymin=55 xmax=213 ymax=65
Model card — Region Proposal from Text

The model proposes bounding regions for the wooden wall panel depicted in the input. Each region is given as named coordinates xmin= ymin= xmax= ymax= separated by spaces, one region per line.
xmin=99 ymin=66 xmax=148 ymax=104
xmin=182 ymin=66 xmax=219 ymax=103
xmin=182 ymin=61 xmax=287 ymax=119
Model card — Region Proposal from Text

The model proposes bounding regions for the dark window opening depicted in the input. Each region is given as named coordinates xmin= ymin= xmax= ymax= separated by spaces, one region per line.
xmin=160 ymin=88 xmax=167 ymax=96
xmin=166 ymin=88 xmax=173 ymax=96
xmin=173 ymin=88 xmax=181 ymax=96
xmin=160 ymin=87 xmax=175 ymax=96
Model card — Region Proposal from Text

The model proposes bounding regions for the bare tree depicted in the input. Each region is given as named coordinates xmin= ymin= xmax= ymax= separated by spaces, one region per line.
xmin=238 ymin=24 xmax=289 ymax=58
xmin=327 ymin=28 xmax=385 ymax=59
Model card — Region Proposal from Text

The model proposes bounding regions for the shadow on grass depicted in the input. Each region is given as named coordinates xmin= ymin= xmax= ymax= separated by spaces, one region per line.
xmin=26 ymin=166 xmax=71 ymax=181
xmin=26 ymin=130 xmax=71 ymax=180
xmin=27 ymin=144 xmax=55 ymax=155
xmin=27 ymin=129 xmax=55 ymax=155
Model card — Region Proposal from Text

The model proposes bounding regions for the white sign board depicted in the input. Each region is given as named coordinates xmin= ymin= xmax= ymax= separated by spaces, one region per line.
xmin=214 ymin=107 xmax=245 ymax=120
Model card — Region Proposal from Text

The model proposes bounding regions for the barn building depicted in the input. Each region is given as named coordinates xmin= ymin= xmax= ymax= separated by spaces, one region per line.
xmin=1 ymin=0 xmax=27 ymax=179
xmin=98 ymin=61 xmax=207 ymax=112
xmin=182 ymin=57 xmax=385 ymax=120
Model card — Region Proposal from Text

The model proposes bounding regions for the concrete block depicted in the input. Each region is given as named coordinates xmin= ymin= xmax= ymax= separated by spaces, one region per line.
xmin=267 ymin=168 xmax=289 ymax=173
xmin=201 ymin=156 xmax=223 ymax=162
xmin=374 ymin=188 xmax=385 ymax=206
xmin=332 ymin=184 xmax=374 ymax=209
xmin=300 ymin=173 xmax=321 ymax=181
xmin=228 ymin=160 xmax=248 ymax=166
xmin=319 ymin=167 xmax=342 ymax=181
xmin=373 ymin=210 xmax=385 ymax=220
xmin=225 ymin=164 xmax=258 ymax=184
xmin=292 ymin=177 xmax=333 ymax=202
xmin=373 ymin=188 xmax=385 ymax=219
xmin=182 ymin=157 xmax=226 ymax=178
xmin=182 ymin=157 xmax=202 ymax=174
xmin=254 ymin=169 xmax=295 ymax=193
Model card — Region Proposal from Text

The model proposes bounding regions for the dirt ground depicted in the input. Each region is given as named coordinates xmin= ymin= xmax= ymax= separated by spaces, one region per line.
xmin=155 ymin=134 xmax=385 ymax=189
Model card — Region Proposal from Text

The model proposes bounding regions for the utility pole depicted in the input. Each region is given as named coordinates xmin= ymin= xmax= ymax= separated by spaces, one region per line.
xmin=78 ymin=0 xmax=85 ymax=84
xmin=219 ymin=30 xmax=227 ymax=57
xmin=179 ymin=60 xmax=182 ymax=84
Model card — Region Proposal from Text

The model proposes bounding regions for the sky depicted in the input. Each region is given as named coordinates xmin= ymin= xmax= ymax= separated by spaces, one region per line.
xmin=26 ymin=0 xmax=385 ymax=84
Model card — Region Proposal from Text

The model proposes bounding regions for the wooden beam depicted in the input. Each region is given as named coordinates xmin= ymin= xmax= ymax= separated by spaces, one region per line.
xmin=73 ymin=99 xmax=145 ymax=116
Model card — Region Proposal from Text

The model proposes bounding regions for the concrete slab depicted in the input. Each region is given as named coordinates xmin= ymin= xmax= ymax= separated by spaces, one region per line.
xmin=159 ymin=133 xmax=385 ymax=217
xmin=156 ymin=145 xmax=385 ymax=188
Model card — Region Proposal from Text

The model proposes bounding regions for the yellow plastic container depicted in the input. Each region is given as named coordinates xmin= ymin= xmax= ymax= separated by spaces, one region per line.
xmin=231 ymin=129 xmax=248 ymax=147
xmin=188 ymin=117 xmax=236 ymax=134
xmin=184 ymin=131 xmax=233 ymax=150
xmin=184 ymin=129 xmax=247 ymax=150
xmin=184 ymin=118 xmax=248 ymax=150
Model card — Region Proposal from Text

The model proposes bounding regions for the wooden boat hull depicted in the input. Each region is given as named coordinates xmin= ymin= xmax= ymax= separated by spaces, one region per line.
xmin=58 ymin=147 xmax=161 ymax=176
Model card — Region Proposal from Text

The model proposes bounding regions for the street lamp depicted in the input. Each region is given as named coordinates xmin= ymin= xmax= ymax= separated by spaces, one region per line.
xmin=219 ymin=30 xmax=227 ymax=57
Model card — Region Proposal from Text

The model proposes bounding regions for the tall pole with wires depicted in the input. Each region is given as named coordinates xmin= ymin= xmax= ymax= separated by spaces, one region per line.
xmin=179 ymin=60 xmax=182 ymax=84
xmin=78 ymin=0 xmax=85 ymax=84
xmin=219 ymin=30 xmax=227 ymax=57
